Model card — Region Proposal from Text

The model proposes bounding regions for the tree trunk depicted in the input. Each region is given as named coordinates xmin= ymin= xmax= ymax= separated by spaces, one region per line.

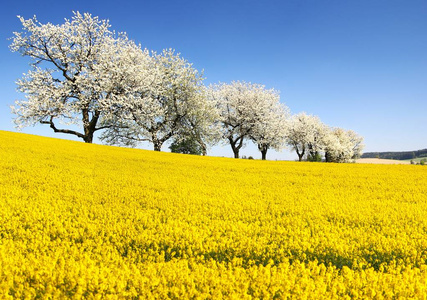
xmin=152 ymin=131 xmax=163 ymax=151
xmin=231 ymin=146 xmax=239 ymax=158
xmin=325 ymin=151 xmax=331 ymax=162
xmin=230 ymin=140 xmax=240 ymax=158
xmin=83 ymin=133 xmax=94 ymax=143
xmin=261 ymin=149 xmax=268 ymax=160
xmin=229 ymin=136 xmax=244 ymax=159
xmin=258 ymin=144 xmax=268 ymax=160
xmin=82 ymin=125 xmax=94 ymax=143
xmin=154 ymin=142 xmax=162 ymax=151
xmin=296 ymin=150 xmax=305 ymax=161
xmin=199 ymin=139 xmax=207 ymax=156
xmin=296 ymin=146 xmax=305 ymax=162
xmin=82 ymin=108 xmax=100 ymax=143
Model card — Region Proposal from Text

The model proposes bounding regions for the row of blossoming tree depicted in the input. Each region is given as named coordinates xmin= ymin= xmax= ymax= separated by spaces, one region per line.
xmin=10 ymin=12 xmax=363 ymax=162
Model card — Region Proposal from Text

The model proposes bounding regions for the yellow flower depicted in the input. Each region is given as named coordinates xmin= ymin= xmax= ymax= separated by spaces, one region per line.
xmin=1 ymin=130 xmax=426 ymax=298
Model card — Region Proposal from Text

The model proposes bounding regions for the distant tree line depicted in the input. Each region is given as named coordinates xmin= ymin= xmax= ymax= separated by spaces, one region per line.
xmin=362 ymin=149 xmax=427 ymax=160
xmin=10 ymin=12 xmax=364 ymax=163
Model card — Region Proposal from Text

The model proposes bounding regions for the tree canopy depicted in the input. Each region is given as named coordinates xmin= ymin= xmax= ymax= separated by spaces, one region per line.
xmin=99 ymin=49 xmax=212 ymax=152
xmin=210 ymin=81 xmax=289 ymax=159
xmin=10 ymin=11 xmax=364 ymax=162
xmin=10 ymin=12 xmax=150 ymax=143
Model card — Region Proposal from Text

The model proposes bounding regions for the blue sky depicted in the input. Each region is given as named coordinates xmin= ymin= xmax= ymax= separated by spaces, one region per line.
xmin=1 ymin=0 xmax=426 ymax=159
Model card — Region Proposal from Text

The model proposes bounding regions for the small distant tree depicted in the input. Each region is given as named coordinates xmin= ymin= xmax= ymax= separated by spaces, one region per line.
xmin=169 ymin=136 xmax=203 ymax=155
xmin=307 ymin=152 xmax=322 ymax=162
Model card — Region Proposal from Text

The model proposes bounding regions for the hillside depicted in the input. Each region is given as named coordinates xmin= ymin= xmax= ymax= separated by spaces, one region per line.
xmin=361 ymin=148 xmax=427 ymax=160
xmin=1 ymin=130 xmax=427 ymax=298
xmin=355 ymin=158 xmax=411 ymax=165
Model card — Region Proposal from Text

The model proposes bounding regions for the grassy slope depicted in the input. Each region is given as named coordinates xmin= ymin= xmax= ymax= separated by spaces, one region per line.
xmin=1 ymin=130 xmax=427 ymax=298
xmin=403 ymin=157 xmax=427 ymax=163
xmin=355 ymin=158 xmax=411 ymax=164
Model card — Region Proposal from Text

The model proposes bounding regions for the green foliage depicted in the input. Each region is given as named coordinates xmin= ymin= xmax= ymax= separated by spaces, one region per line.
xmin=307 ymin=152 xmax=322 ymax=162
xmin=169 ymin=137 xmax=203 ymax=155
xmin=362 ymin=149 xmax=427 ymax=160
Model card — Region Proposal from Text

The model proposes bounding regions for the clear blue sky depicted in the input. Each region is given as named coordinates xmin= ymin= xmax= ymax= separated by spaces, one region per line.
xmin=1 ymin=0 xmax=426 ymax=159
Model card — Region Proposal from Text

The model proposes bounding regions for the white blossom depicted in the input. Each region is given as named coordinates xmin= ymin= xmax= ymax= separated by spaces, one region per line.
xmin=324 ymin=128 xmax=364 ymax=163
xmin=100 ymin=49 xmax=214 ymax=152
xmin=210 ymin=81 xmax=288 ymax=159
xmin=249 ymin=93 xmax=290 ymax=160
xmin=10 ymin=11 xmax=152 ymax=143
xmin=286 ymin=112 xmax=328 ymax=161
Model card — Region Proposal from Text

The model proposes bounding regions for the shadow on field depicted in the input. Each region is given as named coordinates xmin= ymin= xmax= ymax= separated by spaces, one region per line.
xmin=117 ymin=240 xmax=411 ymax=271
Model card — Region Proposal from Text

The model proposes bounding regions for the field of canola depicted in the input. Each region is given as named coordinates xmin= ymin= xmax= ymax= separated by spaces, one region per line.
xmin=1 ymin=130 xmax=427 ymax=299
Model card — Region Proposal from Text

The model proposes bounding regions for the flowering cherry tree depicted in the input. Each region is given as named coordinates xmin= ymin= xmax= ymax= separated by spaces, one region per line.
xmin=174 ymin=86 xmax=222 ymax=155
xmin=10 ymin=12 xmax=150 ymax=143
xmin=286 ymin=112 xmax=328 ymax=161
xmin=210 ymin=81 xmax=286 ymax=159
xmin=346 ymin=129 xmax=365 ymax=159
xmin=324 ymin=128 xmax=364 ymax=163
xmin=100 ymin=49 xmax=214 ymax=152
xmin=249 ymin=94 xmax=290 ymax=160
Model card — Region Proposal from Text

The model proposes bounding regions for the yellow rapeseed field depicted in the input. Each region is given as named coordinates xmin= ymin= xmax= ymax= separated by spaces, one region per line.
xmin=1 ymin=130 xmax=427 ymax=299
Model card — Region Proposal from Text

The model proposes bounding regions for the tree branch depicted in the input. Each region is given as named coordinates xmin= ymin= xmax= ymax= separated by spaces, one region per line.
xmin=40 ymin=117 xmax=85 ymax=139
xmin=94 ymin=125 xmax=113 ymax=132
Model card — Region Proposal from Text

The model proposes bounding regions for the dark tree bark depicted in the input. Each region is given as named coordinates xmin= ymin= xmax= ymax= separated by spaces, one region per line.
xmin=200 ymin=142 xmax=207 ymax=156
xmin=296 ymin=146 xmax=305 ymax=162
xmin=258 ymin=144 xmax=269 ymax=160
xmin=83 ymin=133 xmax=93 ymax=143
xmin=261 ymin=149 xmax=267 ymax=160
xmin=230 ymin=142 xmax=239 ymax=158
xmin=325 ymin=151 xmax=332 ymax=162
xmin=229 ymin=136 xmax=244 ymax=159
xmin=40 ymin=108 xmax=105 ymax=143
xmin=82 ymin=109 xmax=100 ymax=143
xmin=152 ymin=136 xmax=163 ymax=151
